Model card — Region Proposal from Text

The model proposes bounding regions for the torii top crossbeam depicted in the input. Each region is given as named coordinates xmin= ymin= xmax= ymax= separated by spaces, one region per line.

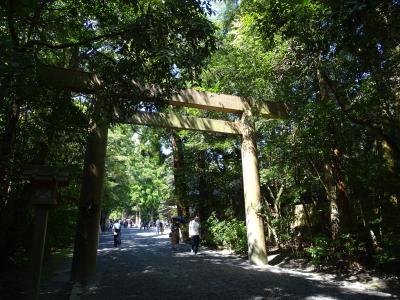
xmin=38 ymin=65 xmax=287 ymax=126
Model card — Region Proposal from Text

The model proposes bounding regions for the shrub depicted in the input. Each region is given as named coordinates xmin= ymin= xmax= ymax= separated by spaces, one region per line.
xmin=204 ymin=212 xmax=248 ymax=255
xmin=306 ymin=236 xmax=331 ymax=264
xmin=306 ymin=234 xmax=366 ymax=265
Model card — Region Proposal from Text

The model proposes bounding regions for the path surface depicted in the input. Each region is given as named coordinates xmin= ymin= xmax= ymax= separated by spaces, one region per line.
xmin=41 ymin=227 xmax=398 ymax=299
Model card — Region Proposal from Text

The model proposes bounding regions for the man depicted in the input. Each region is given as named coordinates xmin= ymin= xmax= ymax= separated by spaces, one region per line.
xmin=189 ymin=216 xmax=201 ymax=254
xmin=112 ymin=220 xmax=122 ymax=247
xmin=160 ymin=219 xmax=164 ymax=234
xmin=156 ymin=218 xmax=160 ymax=235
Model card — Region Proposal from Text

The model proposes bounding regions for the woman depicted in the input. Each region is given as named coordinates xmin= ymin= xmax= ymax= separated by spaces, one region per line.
xmin=160 ymin=221 xmax=164 ymax=234
xmin=169 ymin=221 xmax=180 ymax=251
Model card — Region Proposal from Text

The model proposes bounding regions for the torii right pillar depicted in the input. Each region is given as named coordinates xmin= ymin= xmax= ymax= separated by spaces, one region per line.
xmin=241 ymin=110 xmax=268 ymax=265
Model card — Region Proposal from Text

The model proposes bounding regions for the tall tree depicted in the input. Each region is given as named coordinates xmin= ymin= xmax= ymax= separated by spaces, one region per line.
xmin=1 ymin=0 xmax=217 ymax=281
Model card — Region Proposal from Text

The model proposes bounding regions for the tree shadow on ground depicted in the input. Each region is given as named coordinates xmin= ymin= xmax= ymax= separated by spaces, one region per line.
xmin=78 ymin=229 xmax=400 ymax=299
xmin=40 ymin=228 xmax=399 ymax=299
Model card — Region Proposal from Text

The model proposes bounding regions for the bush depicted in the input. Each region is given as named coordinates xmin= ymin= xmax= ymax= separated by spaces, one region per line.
xmin=306 ymin=234 xmax=364 ymax=265
xmin=203 ymin=212 xmax=248 ymax=255
xmin=306 ymin=236 xmax=331 ymax=264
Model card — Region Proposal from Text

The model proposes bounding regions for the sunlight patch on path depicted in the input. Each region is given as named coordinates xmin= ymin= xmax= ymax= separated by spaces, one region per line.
xmin=67 ymin=227 xmax=399 ymax=299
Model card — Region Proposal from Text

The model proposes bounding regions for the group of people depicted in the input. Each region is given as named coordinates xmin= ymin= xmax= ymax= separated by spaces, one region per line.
xmin=155 ymin=219 xmax=165 ymax=235
xmin=170 ymin=215 xmax=201 ymax=255
xmin=108 ymin=219 xmax=132 ymax=231
xmin=110 ymin=215 xmax=202 ymax=254
xmin=140 ymin=220 xmax=167 ymax=231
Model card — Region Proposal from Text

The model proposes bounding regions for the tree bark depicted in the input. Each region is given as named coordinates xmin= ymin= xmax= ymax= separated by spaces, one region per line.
xmin=317 ymin=69 xmax=352 ymax=239
xmin=324 ymin=163 xmax=340 ymax=240
xmin=170 ymin=132 xmax=189 ymax=241
xmin=0 ymin=97 xmax=20 ymax=260
xmin=71 ymin=95 xmax=109 ymax=283
xmin=331 ymin=144 xmax=352 ymax=233
xmin=196 ymin=149 xmax=209 ymax=220
xmin=0 ymin=97 xmax=20 ymax=207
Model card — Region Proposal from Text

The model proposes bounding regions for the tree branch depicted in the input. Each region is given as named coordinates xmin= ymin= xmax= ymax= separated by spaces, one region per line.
xmin=26 ymin=0 xmax=53 ymax=42
xmin=94 ymin=50 xmax=118 ymax=64
xmin=310 ymin=160 xmax=328 ymax=192
xmin=7 ymin=0 xmax=19 ymax=47
xmin=320 ymin=70 xmax=400 ymax=158
xmin=24 ymin=29 xmax=131 ymax=50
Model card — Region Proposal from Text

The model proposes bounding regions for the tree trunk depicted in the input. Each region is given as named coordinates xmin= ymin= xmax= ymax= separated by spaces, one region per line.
xmin=100 ymin=210 xmax=107 ymax=232
xmin=317 ymin=69 xmax=353 ymax=239
xmin=264 ymin=210 xmax=279 ymax=247
xmin=170 ymin=132 xmax=189 ymax=241
xmin=331 ymin=145 xmax=352 ymax=233
xmin=0 ymin=97 xmax=19 ymax=207
xmin=323 ymin=163 xmax=340 ymax=240
xmin=0 ymin=96 xmax=20 ymax=261
xmin=356 ymin=194 xmax=379 ymax=255
xmin=71 ymin=96 xmax=109 ymax=283
xmin=196 ymin=149 xmax=209 ymax=220
xmin=136 ymin=208 xmax=141 ymax=226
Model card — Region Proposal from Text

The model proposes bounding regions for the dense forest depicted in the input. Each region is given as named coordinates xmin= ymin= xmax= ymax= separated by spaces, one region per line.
xmin=1 ymin=0 xmax=399 ymax=290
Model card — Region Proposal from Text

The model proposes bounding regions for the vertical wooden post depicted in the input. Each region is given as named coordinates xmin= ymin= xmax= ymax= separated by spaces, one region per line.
xmin=29 ymin=206 xmax=50 ymax=300
xmin=71 ymin=96 xmax=108 ymax=283
xmin=135 ymin=208 xmax=140 ymax=227
xmin=22 ymin=166 xmax=69 ymax=300
xmin=241 ymin=110 xmax=268 ymax=265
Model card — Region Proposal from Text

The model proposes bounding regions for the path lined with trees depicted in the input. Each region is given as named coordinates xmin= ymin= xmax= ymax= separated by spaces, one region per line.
xmin=1 ymin=0 xmax=399 ymax=297
xmin=41 ymin=227 xmax=397 ymax=299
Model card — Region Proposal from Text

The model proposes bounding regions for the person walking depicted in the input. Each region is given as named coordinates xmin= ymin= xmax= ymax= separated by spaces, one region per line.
xmin=189 ymin=216 xmax=201 ymax=254
xmin=112 ymin=220 xmax=122 ymax=247
xmin=156 ymin=218 xmax=161 ymax=235
xmin=160 ymin=220 xmax=164 ymax=234
xmin=169 ymin=221 xmax=180 ymax=251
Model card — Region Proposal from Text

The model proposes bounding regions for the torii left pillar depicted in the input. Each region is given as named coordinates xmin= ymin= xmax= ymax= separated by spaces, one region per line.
xmin=241 ymin=110 xmax=268 ymax=265
xmin=71 ymin=96 xmax=108 ymax=283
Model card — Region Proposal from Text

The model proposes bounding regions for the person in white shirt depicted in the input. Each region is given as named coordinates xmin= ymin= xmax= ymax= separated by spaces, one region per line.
xmin=189 ymin=216 xmax=201 ymax=254
xmin=112 ymin=220 xmax=122 ymax=247
xmin=156 ymin=219 xmax=161 ymax=235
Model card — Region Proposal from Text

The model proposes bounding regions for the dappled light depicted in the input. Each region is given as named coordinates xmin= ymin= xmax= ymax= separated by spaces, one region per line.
xmin=1 ymin=1 xmax=399 ymax=298
xmin=41 ymin=227 xmax=397 ymax=299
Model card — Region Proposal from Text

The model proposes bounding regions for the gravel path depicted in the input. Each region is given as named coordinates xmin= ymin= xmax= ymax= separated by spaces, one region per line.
xmin=41 ymin=227 xmax=398 ymax=299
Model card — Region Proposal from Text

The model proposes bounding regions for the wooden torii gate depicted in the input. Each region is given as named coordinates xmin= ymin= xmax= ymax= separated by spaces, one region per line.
xmin=39 ymin=66 xmax=287 ymax=283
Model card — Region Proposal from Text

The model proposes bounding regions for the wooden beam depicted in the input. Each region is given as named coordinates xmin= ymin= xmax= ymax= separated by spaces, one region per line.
xmin=38 ymin=65 xmax=287 ymax=118
xmin=38 ymin=65 xmax=101 ymax=93
xmin=122 ymin=112 xmax=242 ymax=135
xmin=168 ymin=89 xmax=287 ymax=119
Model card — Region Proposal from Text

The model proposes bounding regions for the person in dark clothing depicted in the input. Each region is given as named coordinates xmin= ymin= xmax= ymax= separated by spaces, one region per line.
xmin=112 ymin=220 xmax=122 ymax=247
xmin=169 ymin=221 xmax=180 ymax=251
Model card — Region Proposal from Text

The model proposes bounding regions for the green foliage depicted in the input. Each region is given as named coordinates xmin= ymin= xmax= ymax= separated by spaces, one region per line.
xmin=204 ymin=212 xmax=248 ymax=255
xmin=373 ymin=253 xmax=397 ymax=265
xmin=1 ymin=0 xmax=399 ymax=277
xmin=306 ymin=236 xmax=331 ymax=264
xmin=199 ymin=0 xmax=400 ymax=270
xmin=373 ymin=228 xmax=400 ymax=267
xmin=47 ymin=197 xmax=79 ymax=250
xmin=306 ymin=234 xmax=365 ymax=265
xmin=0 ymin=0 xmax=217 ymax=267
xmin=104 ymin=125 xmax=174 ymax=219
